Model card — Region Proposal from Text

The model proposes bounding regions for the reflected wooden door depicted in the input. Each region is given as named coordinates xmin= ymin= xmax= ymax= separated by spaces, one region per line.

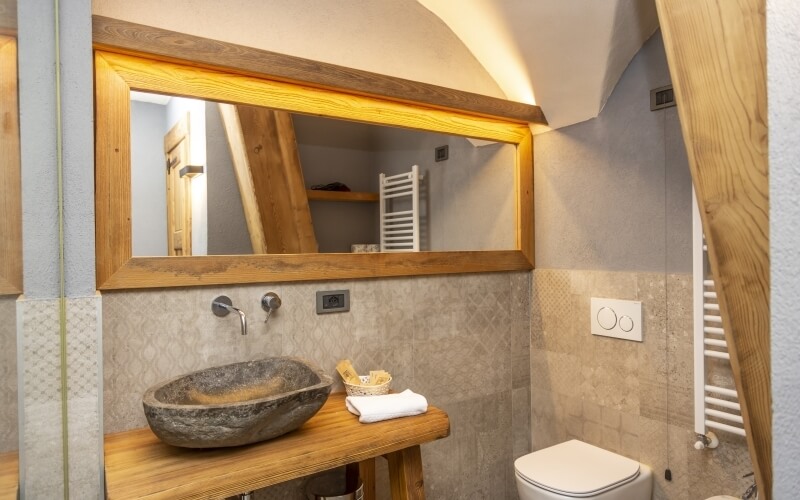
xmin=164 ymin=114 xmax=192 ymax=256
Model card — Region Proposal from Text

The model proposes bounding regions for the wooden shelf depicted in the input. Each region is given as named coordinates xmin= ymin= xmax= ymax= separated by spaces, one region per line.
xmin=306 ymin=190 xmax=379 ymax=203
xmin=104 ymin=393 xmax=449 ymax=499
xmin=0 ymin=451 xmax=18 ymax=500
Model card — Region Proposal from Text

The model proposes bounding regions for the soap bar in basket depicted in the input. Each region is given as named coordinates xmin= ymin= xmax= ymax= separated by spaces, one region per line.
xmin=336 ymin=359 xmax=362 ymax=386
xmin=369 ymin=370 xmax=391 ymax=385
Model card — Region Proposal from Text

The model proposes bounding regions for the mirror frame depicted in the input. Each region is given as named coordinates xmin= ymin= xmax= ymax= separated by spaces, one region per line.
xmin=94 ymin=27 xmax=536 ymax=290
xmin=0 ymin=33 xmax=21 ymax=295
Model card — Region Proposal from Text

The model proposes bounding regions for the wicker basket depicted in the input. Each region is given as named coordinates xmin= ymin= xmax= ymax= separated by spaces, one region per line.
xmin=344 ymin=375 xmax=392 ymax=397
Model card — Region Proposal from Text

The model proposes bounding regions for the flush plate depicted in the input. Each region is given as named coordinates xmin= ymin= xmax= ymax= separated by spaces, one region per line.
xmin=590 ymin=297 xmax=642 ymax=342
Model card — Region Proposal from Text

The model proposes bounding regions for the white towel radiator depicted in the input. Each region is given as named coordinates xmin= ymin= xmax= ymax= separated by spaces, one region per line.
xmin=692 ymin=189 xmax=746 ymax=446
xmin=379 ymin=165 xmax=420 ymax=252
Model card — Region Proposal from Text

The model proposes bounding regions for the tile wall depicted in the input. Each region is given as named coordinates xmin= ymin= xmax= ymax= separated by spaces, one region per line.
xmin=17 ymin=298 xmax=64 ymax=497
xmin=0 ymin=296 xmax=17 ymax=453
xmin=103 ymin=271 xmax=531 ymax=499
xmin=15 ymin=295 xmax=103 ymax=498
xmin=531 ymin=268 xmax=754 ymax=499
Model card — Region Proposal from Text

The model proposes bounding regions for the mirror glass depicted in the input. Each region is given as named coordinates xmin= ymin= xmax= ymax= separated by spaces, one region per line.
xmin=0 ymin=0 xmax=19 ymax=493
xmin=129 ymin=92 xmax=517 ymax=256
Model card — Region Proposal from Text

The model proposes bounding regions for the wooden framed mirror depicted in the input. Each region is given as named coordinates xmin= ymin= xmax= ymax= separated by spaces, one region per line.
xmin=94 ymin=20 xmax=538 ymax=290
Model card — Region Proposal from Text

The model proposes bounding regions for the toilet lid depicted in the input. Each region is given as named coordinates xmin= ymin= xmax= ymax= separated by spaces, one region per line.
xmin=514 ymin=440 xmax=641 ymax=498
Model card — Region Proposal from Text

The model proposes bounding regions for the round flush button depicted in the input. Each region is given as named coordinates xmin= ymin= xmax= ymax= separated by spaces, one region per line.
xmin=619 ymin=315 xmax=634 ymax=332
xmin=596 ymin=307 xmax=617 ymax=330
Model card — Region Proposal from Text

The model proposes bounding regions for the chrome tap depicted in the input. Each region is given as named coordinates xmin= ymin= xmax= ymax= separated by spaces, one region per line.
xmin=212 ymin=296 xmax=247 ymax=335
xmin=261 ymin=292 xmax=282 ymax=324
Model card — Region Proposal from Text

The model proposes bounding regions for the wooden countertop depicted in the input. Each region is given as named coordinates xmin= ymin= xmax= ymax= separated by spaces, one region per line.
xmin=104 ymin=393 xmax=450 ymax=499
xmin=0 ymin=451 xmax=18 ymax=500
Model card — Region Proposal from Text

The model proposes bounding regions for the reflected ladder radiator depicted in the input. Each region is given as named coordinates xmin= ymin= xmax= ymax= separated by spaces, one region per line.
xmin=379 ymin=165 xmax=420 ymax=252
xmin=692 ymin=189 xmax=746 ymax=437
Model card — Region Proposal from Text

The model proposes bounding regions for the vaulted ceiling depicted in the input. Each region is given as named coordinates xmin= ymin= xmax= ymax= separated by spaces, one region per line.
xmin=418 ymin=0 xmax=660 ymax=129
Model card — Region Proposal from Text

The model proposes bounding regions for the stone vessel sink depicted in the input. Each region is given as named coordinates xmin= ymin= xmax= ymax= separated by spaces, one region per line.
xmin=142 ymin=356 xmax=333 ymax=448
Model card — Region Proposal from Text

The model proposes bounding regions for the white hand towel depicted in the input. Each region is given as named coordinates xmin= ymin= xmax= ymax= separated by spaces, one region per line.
xmin=345 ymin=389 xmax=428 ymax=423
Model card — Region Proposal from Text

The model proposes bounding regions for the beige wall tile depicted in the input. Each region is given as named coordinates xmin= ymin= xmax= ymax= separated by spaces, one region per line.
xmin=530 ymin=268 xmax=752 ymax=499
xmin=103 ymin=272 xmax=527 ymax=498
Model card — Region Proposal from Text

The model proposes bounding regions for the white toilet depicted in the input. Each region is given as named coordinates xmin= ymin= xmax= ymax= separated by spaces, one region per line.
xmin=514 ymin=440 xmax=653 ymax=499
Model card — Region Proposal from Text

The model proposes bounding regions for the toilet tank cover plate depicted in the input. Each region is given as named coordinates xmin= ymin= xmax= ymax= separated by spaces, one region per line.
xmin=514 ymin=440 xmax=641 ymax=497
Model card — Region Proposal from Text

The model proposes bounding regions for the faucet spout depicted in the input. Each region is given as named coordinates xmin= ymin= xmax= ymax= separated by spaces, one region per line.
xmin=233 ymin=307 xmax=247 ymax=336
xmin=211 ymin=296 xmax=248 ymax=335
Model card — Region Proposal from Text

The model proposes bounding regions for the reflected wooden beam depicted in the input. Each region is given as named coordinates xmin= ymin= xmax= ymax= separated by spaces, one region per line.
xmin=656 ymin=0 xmax=770 ymax=496
xmin=219 ymin=104 xmax=318 ymax=254
xmin=218 ymin=104 xmax=268 ymax=254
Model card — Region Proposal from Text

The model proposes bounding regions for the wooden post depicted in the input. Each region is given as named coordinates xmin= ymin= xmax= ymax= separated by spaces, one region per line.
xmin=346 ymin=459 xmax=376 ymax=500
xmin=386 ymin=446 xmax=425 ymax=500
xmin=655 ymin=0 xmax=770 ymax=497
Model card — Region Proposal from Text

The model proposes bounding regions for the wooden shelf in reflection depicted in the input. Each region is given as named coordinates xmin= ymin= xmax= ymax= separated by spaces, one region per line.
xmin=306 ymin=190 xmax=379 ymax=203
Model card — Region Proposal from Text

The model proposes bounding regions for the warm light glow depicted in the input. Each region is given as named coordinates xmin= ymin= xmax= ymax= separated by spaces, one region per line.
xmin=418 ymin=0 xmax=536 ymax=105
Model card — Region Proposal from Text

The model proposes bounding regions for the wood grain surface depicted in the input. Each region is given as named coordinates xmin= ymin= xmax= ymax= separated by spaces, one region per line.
xmin=0 ymin=36 xmax=21 ymax=295
xmin=94 ymin=52 xmax=133 ymax=288
xmin=104 ymin=393 xmax=450 ymax=499
xmin=235 ymin=105 xmax=318 ymax=254
xmin=99 ymin=250 xmax=532 ymax=290
xmin=306 ymin=190 xmax=380 ymax=203
xmin=656 ymin=0 xmax=770 ymax=496
xmin=0 ymin=451 xmax=17 ymax=500
xmin=92 ymin=16 xmax=546 ymax=125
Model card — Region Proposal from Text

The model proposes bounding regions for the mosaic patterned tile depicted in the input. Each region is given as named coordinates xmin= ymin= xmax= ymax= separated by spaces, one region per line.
xmin=18 ymin=297 xmax=64 ymax=497
xmin=531 ymin=269 xmax=752 ymax=500
xmin=66 ymin=295 xmax=103 ymax=499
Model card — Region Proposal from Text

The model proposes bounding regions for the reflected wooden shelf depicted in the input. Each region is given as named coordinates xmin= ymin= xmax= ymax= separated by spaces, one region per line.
xmin=306 ymin=190 xmax=379 ymax=203
xmin=0 ymin=451 xmax=18 ymax=500
xmin=104 ymin=393 xmax=450 ymax=499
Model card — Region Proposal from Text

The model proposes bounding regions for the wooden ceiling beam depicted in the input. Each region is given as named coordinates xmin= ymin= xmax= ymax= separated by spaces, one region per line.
xmin=656 ymin=0 xmax=770 ymax=496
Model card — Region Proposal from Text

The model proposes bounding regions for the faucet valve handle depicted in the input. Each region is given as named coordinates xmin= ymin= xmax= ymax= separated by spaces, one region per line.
xmin=261 ymin=292 xmax=281 ymax=311
xmin=261 ymin=292 xmax=281 ymax=323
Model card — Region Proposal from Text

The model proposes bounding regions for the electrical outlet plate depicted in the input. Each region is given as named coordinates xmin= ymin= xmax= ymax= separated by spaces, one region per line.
xmin=590 ymin=297 xmax=642 ymax=342
xmin=316 ymin=289 xmax=350 ymax=314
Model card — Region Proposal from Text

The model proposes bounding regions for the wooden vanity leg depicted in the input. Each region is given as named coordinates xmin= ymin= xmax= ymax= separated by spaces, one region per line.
xmin=346 ymin=459 xmax=376 ymax=500
xmin=386 ymin=445 xmax=425 ymax=500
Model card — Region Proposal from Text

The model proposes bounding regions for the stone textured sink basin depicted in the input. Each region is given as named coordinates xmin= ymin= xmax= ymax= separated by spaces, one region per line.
xmin=142 ymin=357 xmax=333 ymax=448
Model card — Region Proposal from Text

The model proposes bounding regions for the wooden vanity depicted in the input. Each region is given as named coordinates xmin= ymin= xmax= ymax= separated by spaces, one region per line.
xmin=104 ymin=393 xmax=450 ymax=499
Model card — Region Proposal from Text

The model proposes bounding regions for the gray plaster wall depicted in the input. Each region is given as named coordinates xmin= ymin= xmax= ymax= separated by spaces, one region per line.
xmin=130 ymin=101 xmax=168 ymax=256
xmin=18 ymin=0 xmax=95 ymax=298
xmin=375 ymin=128 xmax=516 ymax=252
xmin=205 ymin=103 xmax=252 ymax=255
xmin=768 ymin=0 xmax=800 ymax=496
xmin=18 ymin=1 xmax=59 ymax=298
xmin=60 ymin=0 xmax=95 ymax=297
xmin=533 ymin=32 xmax=692 ymax=273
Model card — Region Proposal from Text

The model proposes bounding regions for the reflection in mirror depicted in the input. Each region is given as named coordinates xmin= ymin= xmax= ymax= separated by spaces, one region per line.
xmin=130 ymin=92 xmax=516 ymax=256
xmin=0 ymin=0 xmax=20 ymax=494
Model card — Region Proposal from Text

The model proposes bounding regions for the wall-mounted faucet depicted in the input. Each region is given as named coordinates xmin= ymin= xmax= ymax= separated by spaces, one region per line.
xmin=212 ymin=296 xmax=247 ymax=336
xmin=261 ymin=292 xmax=281 ymax=324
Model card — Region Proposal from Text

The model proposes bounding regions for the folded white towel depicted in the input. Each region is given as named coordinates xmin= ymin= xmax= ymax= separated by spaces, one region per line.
xmin=345 ymin=389 xmax=428 ymax=423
